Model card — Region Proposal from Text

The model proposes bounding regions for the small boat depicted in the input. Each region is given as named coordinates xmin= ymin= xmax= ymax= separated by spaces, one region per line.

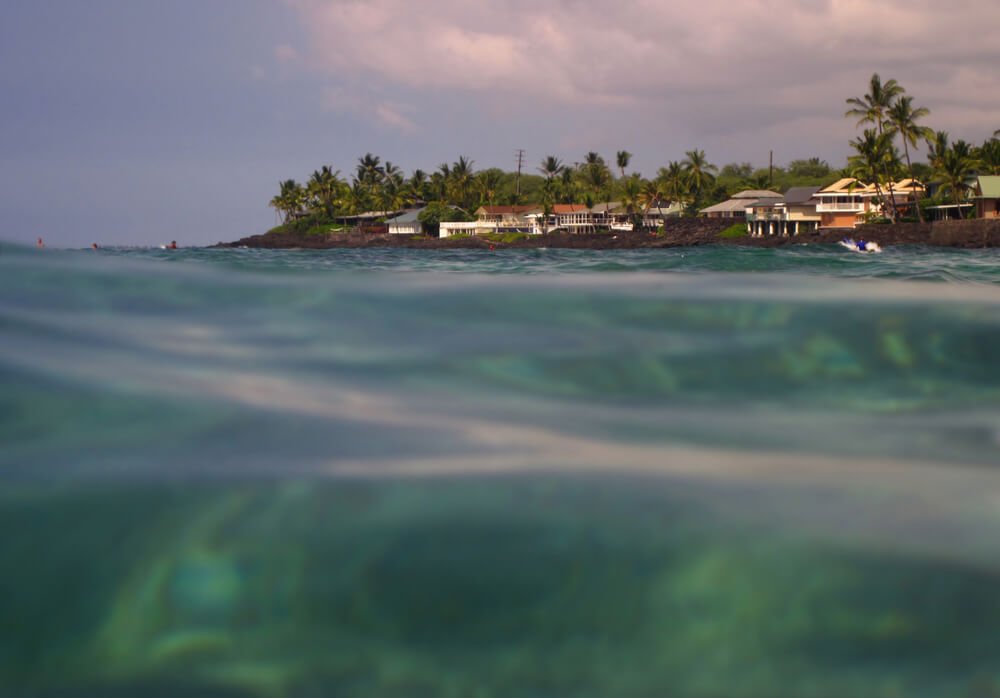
xmin=838 ymin=238 xmax=881 ymax=253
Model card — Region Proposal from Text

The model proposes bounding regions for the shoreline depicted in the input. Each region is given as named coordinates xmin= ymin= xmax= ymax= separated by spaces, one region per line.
xmin=217 ymin=219 xmax=1000 ymax=250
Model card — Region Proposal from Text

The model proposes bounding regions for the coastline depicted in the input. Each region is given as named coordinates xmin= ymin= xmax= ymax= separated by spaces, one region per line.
xmin=218 ymin=218 xmax=1000 ymax=250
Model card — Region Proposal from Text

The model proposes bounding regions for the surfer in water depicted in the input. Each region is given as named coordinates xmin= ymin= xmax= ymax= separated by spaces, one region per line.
xmin=167 ymin=240 xmax=177 ymax=249
xmin=856 ymin=239 xmax=867 ymax=252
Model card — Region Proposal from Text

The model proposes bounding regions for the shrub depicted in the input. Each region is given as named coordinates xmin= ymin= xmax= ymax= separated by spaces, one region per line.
xmin=718 ymin=223 xmax=747 ymax=239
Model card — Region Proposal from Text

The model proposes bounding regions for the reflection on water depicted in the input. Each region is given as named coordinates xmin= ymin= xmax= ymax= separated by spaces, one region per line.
xmin=2 ymin=245 xmax=1000 ymax=696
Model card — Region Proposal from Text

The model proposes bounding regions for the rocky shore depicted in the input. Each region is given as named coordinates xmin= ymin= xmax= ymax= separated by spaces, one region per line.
xmin=219 ymin=218 xmax=1000 ymax=250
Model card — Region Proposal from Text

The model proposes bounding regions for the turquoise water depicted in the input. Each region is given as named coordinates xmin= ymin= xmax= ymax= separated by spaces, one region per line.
xmin=2 ymin=242 xmax=1000 ymax=697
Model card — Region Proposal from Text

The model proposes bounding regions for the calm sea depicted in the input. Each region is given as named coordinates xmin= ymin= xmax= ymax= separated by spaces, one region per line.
xmin=2 ymin=242 xmax=1000 ymax=697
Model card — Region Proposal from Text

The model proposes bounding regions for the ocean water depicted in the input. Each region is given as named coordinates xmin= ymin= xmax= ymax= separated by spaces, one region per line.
xmin=2 ymin=242 xmax=1000 ymax=697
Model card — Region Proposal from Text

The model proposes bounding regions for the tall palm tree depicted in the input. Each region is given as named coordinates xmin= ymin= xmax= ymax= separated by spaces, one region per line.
xmin=616 ymin=150 xmax=632 ymax=179
xmin=845 ymin=73 xmax=905 ymax=136
xmin=846 ymin=75 xmax=906 ymax=219
xmin=887 ymin=96 xmax=933 ymax=220
xmin=581 ymin=152 xmax=610 ymax=197
xmin=682 ymin=149 xmax=717 ymax=205
xmin=450 ymin=156 xmax=476 ymax=209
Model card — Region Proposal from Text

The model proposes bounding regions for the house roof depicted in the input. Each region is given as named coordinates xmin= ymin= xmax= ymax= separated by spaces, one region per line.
xmin=389 ymin=207 xmax=426 ymax=224
xmin=818 ymin=178 xmax=870 ymax=194
xmin=588 ymin=201 xmax=623 ymax=213
xmin=476 ymin=205 xmax=536 ymax=215
xmin=731 ymin=189 xmax=782 ymax=199
xmin=976 ymin=176 xmax=1000 ymax=198
xmin=552 ymin=204 xmax=591 ymax=214
xmin=700 ymin=199 xmax=757 ymax=214
xmin=782 ymin=186 xmax=822 ymax=205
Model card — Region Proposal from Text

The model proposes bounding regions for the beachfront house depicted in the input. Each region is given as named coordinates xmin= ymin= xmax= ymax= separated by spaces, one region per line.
xmin=816 ymin=178 xmax=925 ymax=228
xmin=974 ymin=176 xmax=1000 ymax=219
xmin=550 ymin=204 xmax=595 ymax=233
xmin=816 ymin=178 xmax=878 ymax=228
xmin=748 ymin=186 xmax=822 ymax=237
xmin=387 ymin=207 xmax=425 ymax=235
xmin=700 ymin=190 xmax=783 ymax=219
xmin=475 ymin=205 xmax=536 ymax=231
xmin=642 ymin=200 xmax=685 ymax=229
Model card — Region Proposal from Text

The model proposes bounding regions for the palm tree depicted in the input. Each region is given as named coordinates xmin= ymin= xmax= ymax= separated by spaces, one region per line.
xmin=618 ymin=175 xmax=643 ymax=228
xmin=269 ymin=179 xmax=305 ymax=224
xmin=639 ymin=178 xmax=666 ymax=227
xmin=580 ymin=152 xmax=610 ymax=197
xmin=557 ymin=166 xmax=579 ymax=203
xmin=846 ymin=75 xmax=906 ymax=219
xmin=845 ymin=73 xmax=905 ymax=136
xmin=408 ymin=169 xmax=429 ymax=202
xmin=682 ymin=149 xmax=717 ymax=205
xmin=887 ymin=96 xmax=933 ymax=220
xmin=657 ymin=161 xmax=690 ymax=211
xmin=848 ymin=128 xmax=901 ymax=221
xmin=616 ymin=150 xmax=632 ymax=179
xmin=343 ymin=180 xmax=371 ymax=216
xmin=538 ymin=155 xmax=566 ymax=182
xmin=356 ymin=153 xmax=384 ymax=187
xmin=450 ymin=156 xmax=476 ymax=209
xmin=307 ymin=166 xmax=343 ymax=218
xmin=932 ymin=146 xmax=976 ymax=215
xmin=476 ymin=169 xmax=504 ymax=208
xmin=978 ymin=138 xmax=1000 ymax=175
xmin=926 ymin=130 xmax=950 ymax=170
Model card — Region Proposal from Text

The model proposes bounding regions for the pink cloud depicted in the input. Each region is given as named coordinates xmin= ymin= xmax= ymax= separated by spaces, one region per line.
xmin=286 ymin=0 xmax=1000 ymax=144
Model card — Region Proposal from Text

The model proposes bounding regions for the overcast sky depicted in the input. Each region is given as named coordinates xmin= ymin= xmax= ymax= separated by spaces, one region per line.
xmin=2 ymin=0 xmax=998 ymax=248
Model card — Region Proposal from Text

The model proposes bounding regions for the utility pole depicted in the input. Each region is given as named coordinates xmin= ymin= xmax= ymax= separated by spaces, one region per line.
xmin=514 ymin=149 xmax=525 ymax=204
xmin=768 ymin=150 xmax=773 ymax=188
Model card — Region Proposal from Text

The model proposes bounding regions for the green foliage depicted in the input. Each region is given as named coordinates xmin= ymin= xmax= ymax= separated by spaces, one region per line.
xmin=718 ymin=223 xmax=748 ymax=239
xmin=481 ymin=232 xmax=530 ymax=243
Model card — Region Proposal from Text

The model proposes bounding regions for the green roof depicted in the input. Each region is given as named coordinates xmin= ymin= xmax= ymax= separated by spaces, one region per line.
xmin=977 ymin=176 xmax=1000 ymax=198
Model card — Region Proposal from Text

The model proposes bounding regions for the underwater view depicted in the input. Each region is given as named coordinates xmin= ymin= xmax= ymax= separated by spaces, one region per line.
xmin=2 ymin=243 xmax=1000 ymax=697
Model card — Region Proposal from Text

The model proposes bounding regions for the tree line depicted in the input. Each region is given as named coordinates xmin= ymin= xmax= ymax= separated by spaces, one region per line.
xmin=845 ymin=73 xmax=1000 ymax=221
xmin=268 ymin=76 xmax=999 ymax=231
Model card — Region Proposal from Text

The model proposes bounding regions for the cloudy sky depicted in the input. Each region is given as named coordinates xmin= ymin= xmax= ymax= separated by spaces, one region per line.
xmin=2 ymin=0 xmax=998 ymax=247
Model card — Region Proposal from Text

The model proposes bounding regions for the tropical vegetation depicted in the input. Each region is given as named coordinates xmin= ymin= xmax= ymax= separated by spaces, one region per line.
xmin=266 ymin=76 xmax=998 ymax=235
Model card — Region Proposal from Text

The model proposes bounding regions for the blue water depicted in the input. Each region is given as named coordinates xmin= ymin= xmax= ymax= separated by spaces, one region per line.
xmin=2 ymin=242 xmax=1000 ymax=697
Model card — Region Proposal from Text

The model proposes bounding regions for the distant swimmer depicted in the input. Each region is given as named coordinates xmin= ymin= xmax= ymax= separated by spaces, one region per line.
xmin=91 ymin=243 xmax=99 ymax=250
xmin=37 ymin=237 xmax=45 ymax=248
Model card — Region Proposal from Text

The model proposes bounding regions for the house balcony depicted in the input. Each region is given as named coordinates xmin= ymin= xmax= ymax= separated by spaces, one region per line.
xmin=816 ymin=202 xmax=866 ymax=213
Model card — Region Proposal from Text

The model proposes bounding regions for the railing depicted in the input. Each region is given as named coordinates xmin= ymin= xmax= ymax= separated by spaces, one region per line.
xmin=816 ymin=202 xmax=865 ymax=212
xmin=438 ymin=221 xmax=482 ymax=238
